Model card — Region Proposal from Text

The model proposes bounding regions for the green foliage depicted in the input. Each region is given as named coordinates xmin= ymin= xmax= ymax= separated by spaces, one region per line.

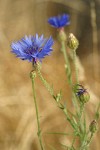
xmin=31 ymin=29 xmax=99 ymax=150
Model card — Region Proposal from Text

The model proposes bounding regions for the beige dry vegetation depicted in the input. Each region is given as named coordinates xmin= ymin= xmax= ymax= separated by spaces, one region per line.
xmin=0 ymin=0 xmax=100 ymax=150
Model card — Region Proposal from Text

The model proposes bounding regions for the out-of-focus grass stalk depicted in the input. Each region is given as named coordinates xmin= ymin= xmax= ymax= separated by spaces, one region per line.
xmin=31 ymin=71 xmax=44 ymax=150
xmin=95 ymin=102 xmax=100 ymax=121
xmin=90 ymin=0 xmax=99 ymax=87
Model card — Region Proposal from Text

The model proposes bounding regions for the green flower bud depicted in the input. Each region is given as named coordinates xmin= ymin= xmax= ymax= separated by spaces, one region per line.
xmin=30 ymin=70 xmax=36 ymax=79
xmin=89 ymin=120 xmax=97 ymax=133
xmin=79 ymin=91 xmax=90 ymax=104
xmin=73 ymin=84 xmax=90 ymax=104
xmin=67 ymin=33 xmax=79 ymax=50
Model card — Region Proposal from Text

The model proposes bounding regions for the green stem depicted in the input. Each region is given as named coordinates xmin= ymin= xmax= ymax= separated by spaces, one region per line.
xmin=37 ymin=63 xmax=53 ymax=96
xmin=31 ymin=71 xmax=44 ymax=150
xmin=70 ymin=136 xmax=77 ymax=150
xmin=73 ymin=50 xmax=79 ymax=84
xmin=37 ymin=64 xmax=77 ymax=131
xmin=61 ymin=41 xmax=72 ymax=85
xmin=86 ymin=133 xmax=94 ymax=148
xmin=78 ymin=104 xmax=84 ymax=125
xmin=80 ymin=133 xmax=94 ymax=150
xmin=61 ymin=41 xmax=79 ymax=112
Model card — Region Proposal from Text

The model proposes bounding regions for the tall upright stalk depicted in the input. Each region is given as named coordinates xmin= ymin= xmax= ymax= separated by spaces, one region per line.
xmin=61 ymin=41 xmax=79 ymax=113
xmin=31 ymin=71 xmax=44 ymax=150
xmin=90 ymin=0 xmax=99 ymax=86
xmin=61 ymin=41 xmax=72 ymax=86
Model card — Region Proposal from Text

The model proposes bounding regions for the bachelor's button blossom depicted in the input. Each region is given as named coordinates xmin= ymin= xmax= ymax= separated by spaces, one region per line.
xmin=48 ymin=14 xmax=70 ymax=28
xmin=11 ymin=34 xmax=54 ymax=63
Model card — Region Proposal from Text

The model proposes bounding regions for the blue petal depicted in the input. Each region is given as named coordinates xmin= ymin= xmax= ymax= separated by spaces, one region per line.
xmin=11 ymin=34 xmax=54 ymax=62
xmin=37 ymin=36 xmax=54 ymax=59
xmin=34 ymin=34 xmax=45 ymax=48
xmin=48 ymin=14 xmax=70 ymax=28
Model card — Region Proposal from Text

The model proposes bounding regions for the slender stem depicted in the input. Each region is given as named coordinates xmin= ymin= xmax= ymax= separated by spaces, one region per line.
xmin=78 ymin=104 xmax=84 ymax=125
xmin=90 ymin=0 xmax=99 ymax=85
xmin=70 ymin=136 xmax=77 ymax=150
xmin=37 ymin=65 xmax=77 ymax=130
xmin=78 ymin=104 xmax=85 ymax=144
xmin=37 ymin=62 xmax=53 ymax=96
xmin=61 ymin=41 xmax=72 ymax=85
xmin=61 ymin=41 xmax=79 ymax=112
xmin=80 ymin=133 xmax=94 ymax=150
xmin=31 ymin=71 xmax=44 ymax=150
xmin=73 ymin=50 xmax=79 ymax=84
xmin=86 ymin=133 xmax=94 ymax=148
xmin=95 ymin=102 xmax=100 ymax=121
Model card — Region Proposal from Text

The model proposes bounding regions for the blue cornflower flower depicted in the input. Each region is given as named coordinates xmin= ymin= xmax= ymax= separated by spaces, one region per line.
xmin=11 ymin=34 xmax=54 ymax=63
xmin=48 ymin=14 xmax=70 ymax=28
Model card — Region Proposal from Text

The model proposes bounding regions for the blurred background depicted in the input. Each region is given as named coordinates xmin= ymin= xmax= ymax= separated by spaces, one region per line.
xmin=0 ymin=0 xmax=100 ymax=149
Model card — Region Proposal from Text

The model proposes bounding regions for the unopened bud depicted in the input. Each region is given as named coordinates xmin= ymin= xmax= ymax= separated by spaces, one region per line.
xmin=67 ymin=33 xmax=79 ymax=50
xmin=30 ymin=70 xmax=36 ymax=79
xmin=56 ymin=93 xmax=61 ymax=102
xmin=54 ymin=91 xmax=62 ymax=103
xmin=89 ymin=120 xmax=97 ymax=133
xmin=73 ymin=84 xmax=90 ymax=104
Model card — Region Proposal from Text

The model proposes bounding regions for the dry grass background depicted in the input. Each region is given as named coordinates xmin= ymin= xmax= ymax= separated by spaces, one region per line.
xmin=0 ymin=0 xmax=100 ymax=150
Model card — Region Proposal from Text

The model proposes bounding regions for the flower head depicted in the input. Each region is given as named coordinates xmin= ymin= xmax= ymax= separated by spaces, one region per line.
xmin=48 ymin=14 xmax=70 ymax=28
xmin=89 ymin=120 xmax=97 ymax=133
xmin=11 ymin=34 xmax=54 ymax=63
xmin=67 ymin=33 xmax=79 ymax=50
xmin=74 ymin=84 xmax=90 ymax=104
